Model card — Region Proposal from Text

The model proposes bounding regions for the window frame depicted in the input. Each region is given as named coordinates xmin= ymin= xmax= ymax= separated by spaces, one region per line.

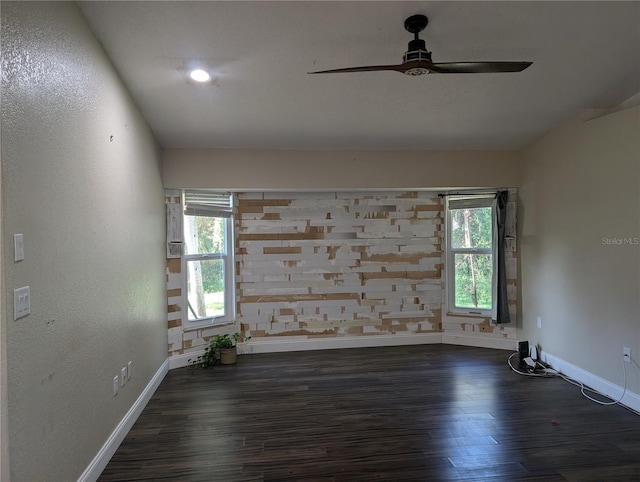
xmin=182 ymin=191 xmax=235 ymax=330
xmin=445 ymin=196 xmax=497 ymax=318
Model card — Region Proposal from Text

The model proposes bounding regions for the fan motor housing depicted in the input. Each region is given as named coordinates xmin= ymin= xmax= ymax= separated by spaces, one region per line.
xmin=403 ymin=48 xmax=432 ymax=63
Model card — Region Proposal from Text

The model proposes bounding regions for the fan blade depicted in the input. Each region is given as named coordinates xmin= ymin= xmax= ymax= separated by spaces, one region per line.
xmin=428 ymin=61 xmax=532 ymax=74
xmin=308 ymin=64 xmax=406 ymax=74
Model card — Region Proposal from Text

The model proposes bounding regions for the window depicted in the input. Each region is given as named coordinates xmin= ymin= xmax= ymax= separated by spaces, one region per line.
xmin=183 ymin=190 xmax=234 ymax=327
xmin=446 ymin=196 xmax=496 ymax=316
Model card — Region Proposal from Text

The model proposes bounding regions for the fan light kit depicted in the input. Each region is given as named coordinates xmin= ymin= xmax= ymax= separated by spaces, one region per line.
xmin=309 ymin=14 xmax=532 ymax=76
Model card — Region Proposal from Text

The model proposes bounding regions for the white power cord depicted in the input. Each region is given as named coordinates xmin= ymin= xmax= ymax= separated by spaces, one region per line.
xmin=507 ymin=353 xmax=554 ymax=377
xmin=507 ymin=351 xmax=640 ymax=416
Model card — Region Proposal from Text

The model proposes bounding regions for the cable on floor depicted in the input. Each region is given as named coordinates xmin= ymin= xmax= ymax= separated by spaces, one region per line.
xmin=507 ymin=351 xmax=640 ymax=416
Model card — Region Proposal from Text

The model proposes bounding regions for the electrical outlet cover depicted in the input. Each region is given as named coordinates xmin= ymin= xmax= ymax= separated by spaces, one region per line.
xmin=14 ymin=234 xmax=24 ymax=261
xmin=14 ymin=286 xmax=30 ymax=320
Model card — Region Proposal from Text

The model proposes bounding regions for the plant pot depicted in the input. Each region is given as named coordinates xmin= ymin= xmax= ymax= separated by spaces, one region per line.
xmin=219 ymin=347 xmax=237 ymax=365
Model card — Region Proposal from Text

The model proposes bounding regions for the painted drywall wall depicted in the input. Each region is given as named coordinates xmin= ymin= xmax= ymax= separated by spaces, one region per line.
xmin=163 ymin=148 xmax=519 ymax=190
xmin=1 ymin=2 xmax=166 ymax=481
xmin=519 ymin=106 xmax=640 ymax=395
xmin=0 ymin=97 xmax=9 ymax=482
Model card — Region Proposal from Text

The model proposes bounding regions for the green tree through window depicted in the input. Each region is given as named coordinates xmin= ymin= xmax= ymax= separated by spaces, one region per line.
xmin=448 ymin=199 xmax=495 ymax=312
xmin=185 ymin=214 xmax=227 ymax=320
xmin=182 ymin=190 xmax=234 ymax=325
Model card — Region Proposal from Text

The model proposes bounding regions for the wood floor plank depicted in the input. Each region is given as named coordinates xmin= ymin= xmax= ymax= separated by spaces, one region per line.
xmin=99 ymin=344 xmax=640 ymax=481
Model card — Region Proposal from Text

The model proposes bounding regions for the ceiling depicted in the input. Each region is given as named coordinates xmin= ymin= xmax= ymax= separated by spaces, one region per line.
xmin=78 ymin=1 xmax=640 ymax=151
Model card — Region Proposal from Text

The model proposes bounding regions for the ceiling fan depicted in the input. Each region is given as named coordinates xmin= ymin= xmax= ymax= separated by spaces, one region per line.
xmin=309 ymin=14 xmax=532 ymax=76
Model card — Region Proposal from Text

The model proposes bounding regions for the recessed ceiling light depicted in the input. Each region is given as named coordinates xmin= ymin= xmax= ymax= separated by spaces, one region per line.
xmin=189 ymin=69 xmax=211 ymax=83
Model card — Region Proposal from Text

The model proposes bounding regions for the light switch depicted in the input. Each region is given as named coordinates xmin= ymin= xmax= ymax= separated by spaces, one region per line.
xmin=14 ymin=286 xmax=30 ymax=320
xmin=113 ymin=376 xmax=119 ymax=396
xmin=14 ymin=234 xmax=24 ymax=262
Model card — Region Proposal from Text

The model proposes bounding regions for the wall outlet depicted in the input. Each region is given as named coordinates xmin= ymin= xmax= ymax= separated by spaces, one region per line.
xmin=536 ymin=316 xmax=542 ymax=329
xmin=623 ymin=347 xmax=631 ymax=363
xmin=113 ymin=376 xmax=119 ymax=396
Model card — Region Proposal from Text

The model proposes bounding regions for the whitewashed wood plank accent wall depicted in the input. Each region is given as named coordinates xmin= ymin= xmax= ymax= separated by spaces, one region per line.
xmin=166 ymin=190 xmax=518 ymax=359
xmin=236 ymin=191 xmax=444 ymax=339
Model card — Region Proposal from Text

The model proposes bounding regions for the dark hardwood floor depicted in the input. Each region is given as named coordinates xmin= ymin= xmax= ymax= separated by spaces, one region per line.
xmin=99 ymin=344 xmax=640 ymax=481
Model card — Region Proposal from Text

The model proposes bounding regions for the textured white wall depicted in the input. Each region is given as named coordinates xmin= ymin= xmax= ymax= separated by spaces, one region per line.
xmin=1 ymin=2 xmax=166 ymax=481
xmin=0 ymin=96 xmax=8 ymax=482
xmin=163 ymin=148 xmax=520 ymax=190
xmin=519 ymin=106 xmax=640 ymax=395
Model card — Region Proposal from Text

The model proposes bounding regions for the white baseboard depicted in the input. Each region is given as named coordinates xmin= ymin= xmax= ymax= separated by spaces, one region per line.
xmin=172 ymin=333 xmax=513 ymax=361
xmin=238 ymin=333 xmax=443 ymax=355
xmin=77 ymin=359 xmax=169 ymax=482
xmin=169 ymin=351 xmax=204 ymax=369
xmin=541 ymin=350 xmax=640 ymax=413
xmin=170 ymin=334 xmax=443 ymax=365
xmin=442 ymin=333 xmax=516 ymax=351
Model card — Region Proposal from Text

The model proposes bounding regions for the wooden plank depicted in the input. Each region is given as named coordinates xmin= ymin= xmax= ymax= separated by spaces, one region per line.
xmin=99 ymin=345 xmax=640 ymax=482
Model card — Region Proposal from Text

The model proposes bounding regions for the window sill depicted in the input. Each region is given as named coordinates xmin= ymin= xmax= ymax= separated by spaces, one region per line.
xmin=445 ymin=311 xmax=493 ymax=319
xmin=183 ymin=319 xmax=236 ymax=333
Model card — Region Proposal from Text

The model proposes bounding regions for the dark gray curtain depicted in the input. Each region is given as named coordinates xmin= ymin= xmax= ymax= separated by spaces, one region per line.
xmin=495 ymin=191 xmax=510 ymax=324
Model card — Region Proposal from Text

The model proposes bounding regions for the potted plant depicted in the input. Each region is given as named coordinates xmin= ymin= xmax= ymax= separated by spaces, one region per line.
xmin=189 ymin=332 xmax=249 ymax=368
xmin=214 ymin=333 xmax=240 ymax=365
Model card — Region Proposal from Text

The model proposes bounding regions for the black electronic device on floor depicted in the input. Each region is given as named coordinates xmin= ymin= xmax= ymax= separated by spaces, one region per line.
xmin=518 ymin=340 xmax=530 ymax=370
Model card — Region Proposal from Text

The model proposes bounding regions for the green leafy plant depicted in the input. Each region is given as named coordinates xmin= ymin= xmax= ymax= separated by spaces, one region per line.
xmin=213 ymin=333 xmax=239 ymax=350
xmin=193 ymin=342 xmax=217 ymax=369
xmin=188 ymin=332 xmax=244 ymax=368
